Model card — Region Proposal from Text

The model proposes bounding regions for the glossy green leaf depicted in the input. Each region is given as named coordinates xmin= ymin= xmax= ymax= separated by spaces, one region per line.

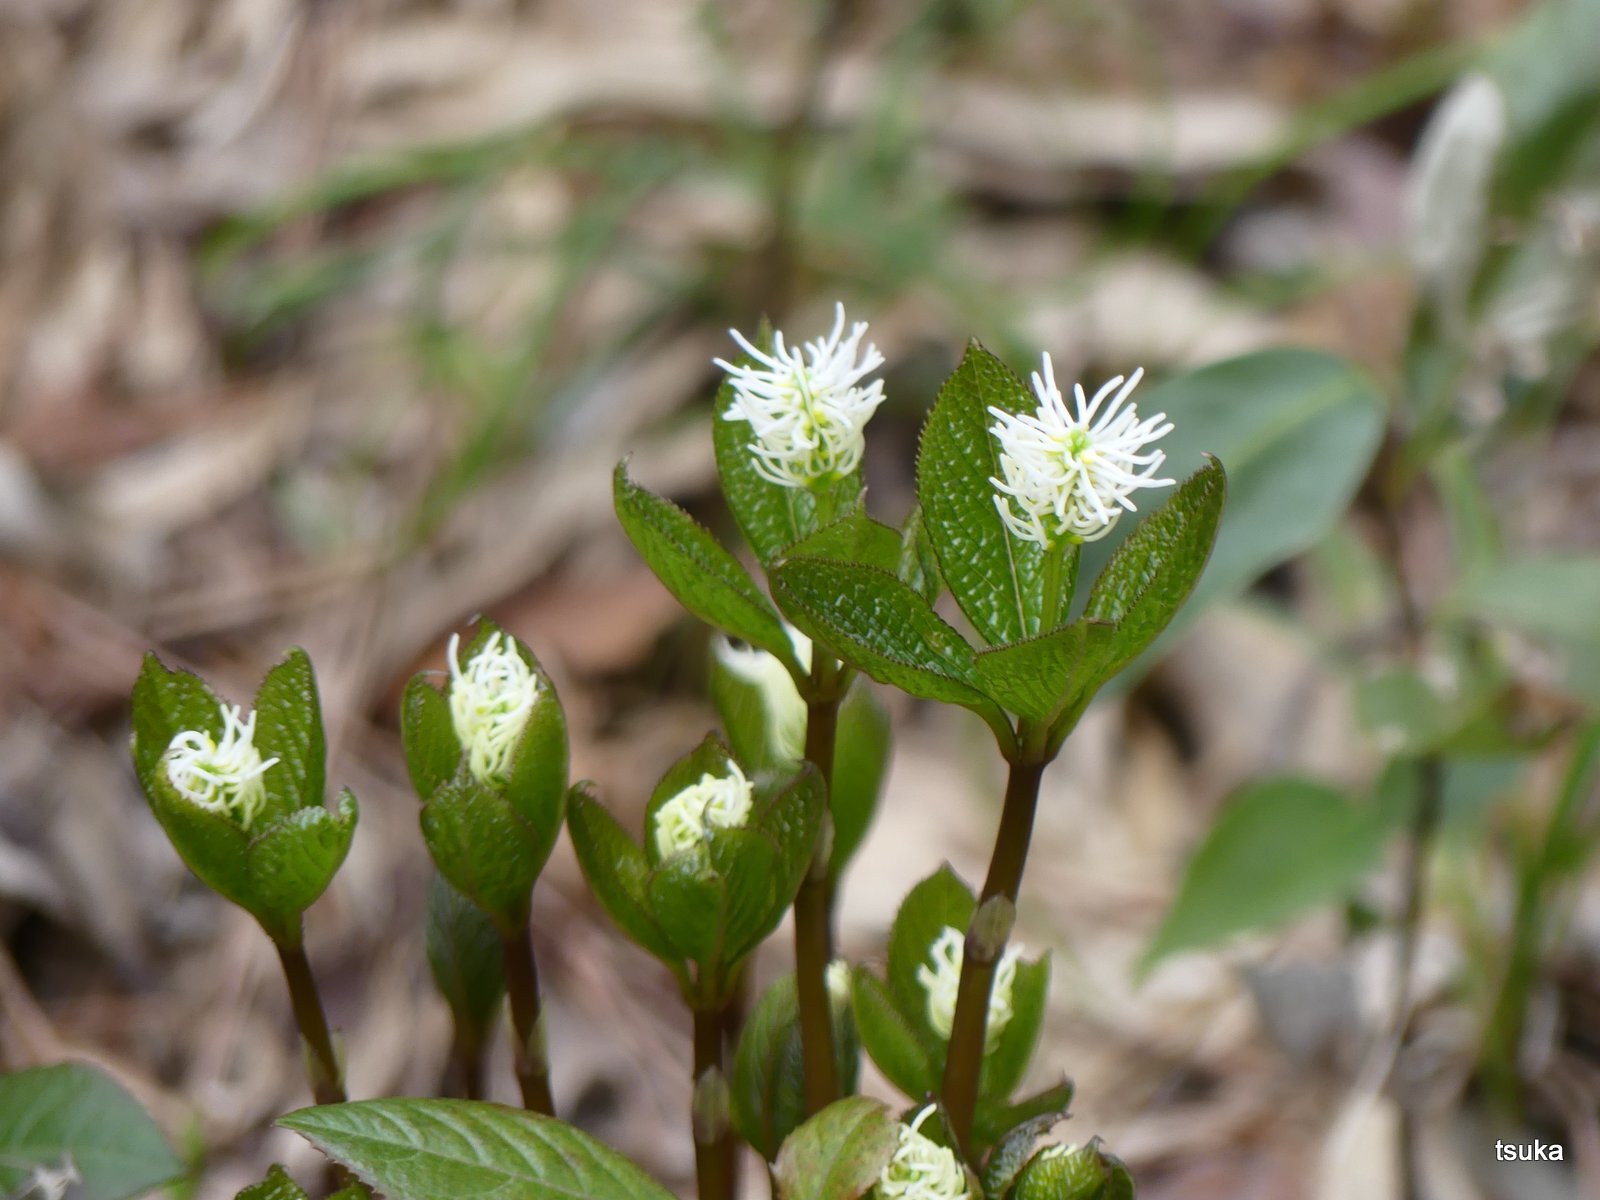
xmin=916 ymin=343 xmax=1049 ymax=646
xmin=425 ymin=872 xmax=506 ymax=1039
xmin=753 ymin=765 xmax=827 ymax=936
xmin=421 ymin=772 xmax=545 ymax=929
xmin=783 ymin=511 xmax=904 ymax=574
xmin=1078 ymin=350 xmax=1383 ymax=668
xmin=246 ymin=791 xmax=359 ymax=938
xmin=971 ymin=1080 xmax=1075 ymax=1159
xmin=130 ymin=654 xmax=224 ymax=789
xmin=1142 ymin=778 xmax=1389 ymax=970
xmin=614 ymin=463 xmax=801 ymax=671
xmin=829 ymin=682 xmax=891 ymax=880
xmin=234 ymin=1165 xmax=320 ymax=1200
xmin=141 ymin=767 xmax=255 ymax=916
xmin=279 ymin=1099 xmax=676 ymax=1200
xmin=774 ymin=1096 xmax=898 ymax=1200
xmin=251 ymin=648 xmax=326 ymax=824
xmin=0 ymin=1063 xmax=183 ymax=1200
xmin=1013 ymin=1140 xmax=1120 ymax=1200
xmin=980 ymin=1107 xmax=1071 ymax=1200
xmin=898 ymin=505 xmax=943 ymax=605
xmin=401 ymin=675 xmax=461 ymax=802
xmin=771 ymin=558 xmax=1005 ymax=730
xmin=850 ymin=969 xmax=937 ymax=1100
xmin=648 ymin=847 xmax=728 ymax=965
xmin=707 ymin=828 xmax=784 ymax=963
xmin=887 ymin=866 xmax=977 ymax=1055
xmin=972 ymin=621 xmax=1117 ymax=725
xmin=565 ymin=787 xmax=679 ymax=964
xmin=1083 ymin=459 xmax=1226 ymax=678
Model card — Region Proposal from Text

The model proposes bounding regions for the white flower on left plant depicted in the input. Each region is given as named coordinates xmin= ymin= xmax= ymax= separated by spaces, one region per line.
xmin=717 ymin=302 xmax=887 ymax=489
xmin=164 ymin=703 xmax=279 ymax=829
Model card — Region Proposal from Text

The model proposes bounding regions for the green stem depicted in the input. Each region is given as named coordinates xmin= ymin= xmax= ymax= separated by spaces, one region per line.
xmin=500 ymin=924 xmax=555 ymax=1115
xmin=693 ymin=1003 xmax=738 ymax=1200
xmin=446 ymin=1018 xmax=487 ymax=1101
xmin=940 ymin=755 xmax=1047 ymax=1155
xmin=274 ymin=939 xmax=346 ymax=1107
xmin=795 ymin=672 xmax=842 ymax=1114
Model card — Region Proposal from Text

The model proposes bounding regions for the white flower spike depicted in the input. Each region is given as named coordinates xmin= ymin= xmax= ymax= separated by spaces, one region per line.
xmin=876 ymin=1104 xmax=970 ymax=1200
xmin=988 ymin=355 xmax=1174 ymax=548
xmin=448 ymin=631 xmax=541 ymax=787
xmin=716 ymin=302 xmax=887 ymax=489
xmin=653 ymin=759 xmax=756 ymax=860
xmin=164 ymin=703 xmax=279 ymax=829
xmin=918 ymin=926 xmax=1024 ymax=1052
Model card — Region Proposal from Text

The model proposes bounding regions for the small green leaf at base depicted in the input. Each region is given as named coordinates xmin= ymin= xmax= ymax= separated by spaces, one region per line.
xmin=279 ymin=1099 xmax=677 ymax=1200
xmin=774 ymin=1096 xmax=898 ymax=1200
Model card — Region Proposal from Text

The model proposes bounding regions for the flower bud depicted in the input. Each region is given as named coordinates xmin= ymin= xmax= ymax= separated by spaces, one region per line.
xmin=917 ymin=926 xmax=1024 ymax=1051
xmin=163 ymin=703 xmax=278 ymax=830
xmin=652 ymin=759 xmax=755 ymax=860
xmin=875 ymin=1105 xmax=970 ymax=1200
xmin=447 ymin=631 xmax=540 ymax=787
xmin=1012 ymin=1143 xmax=1105 ymax=1200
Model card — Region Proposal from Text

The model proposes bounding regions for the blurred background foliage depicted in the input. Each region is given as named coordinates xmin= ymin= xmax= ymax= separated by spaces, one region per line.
xmin=1 ymin=0 xmax=1599 ymax=1196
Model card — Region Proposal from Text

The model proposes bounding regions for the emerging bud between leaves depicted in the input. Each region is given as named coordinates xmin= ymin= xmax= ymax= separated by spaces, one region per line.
xmin=716 ymin=302 xmax=887 ymax=489
xmin=447 ymin=631 xmax=540 ymax=788
xmin=712 ymin=624 xmax=812 ymax=762
xmin=652 ymin=759 xmax=756 ymax=860
xmin=874 ymin=1104 xmax=970 ymax=1200
xmin=163 ymin=703 xmax=278 ymax=830
xmin=989 ymin=355 xmax=1173 ymax=548
xmin=1013 ymin=1143 xmax=1104 ymax=1200
xmin=918 ymin=926 xmax=1023 ymax=1051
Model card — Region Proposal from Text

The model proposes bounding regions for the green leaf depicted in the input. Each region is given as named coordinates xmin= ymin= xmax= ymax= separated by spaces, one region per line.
xmin=774 ymin=1096 xmax=899 ymax=1200
xmin=1142 ymin=778 xmax=1389 ymax=970
xmin=707 ymin=828 xmax=784 ymax=964
xmin=752 ymin=765 xmax=827 ymax=941
xmin=0 ymin=1063 xmax=183 ymax=1200
xmin=279 ymin=1099 xmax=677 ymax=1200
xmin=713 ymin=333 xmax=862 ymax=565
xmin=1014 ymin=1140 xmax=1121 ymax=1200
xmin=1083 ymin=459 xmax=1226 ymax=678
xmin=425 ymin=872 xmax=506 ymax=1038
xmin=972 ymin=621 xmax=1118 ymax=725
xmin=1449 ymin=555 xmax=1600 ymax=646
xmin=972 ymin=1080 xmax=1075 ymax=1158
xmin=251 ymin=648 xmax=327 ymax=823
xmin=850 ymin=969 xmax=937 ymax=1100
xmin=245 ymin=791 xmax=359 ymax=939
xmin=784 ymin=511 xmax=904 ymax=574
xmin=614 ymin=463 xmax=802 ymax=671
xmin=980 ymin=954 xmax=1049 ymax=1101
xmin=771 ymin=558 xmax=1006 ymax=732
xmin=234 ymin=1164 xmax=311 ymax=1200
xmin=565 ymin=787 xmax=679 ymax=964
xmin=1356 ymin=669 xmax=1457 ymax=756
xmin=130 ymin=654 xmax=223 ymax=789
xmin=731 ymin=975 xmax=808 ymax=1161
xmin=421 ymin=773 xmax=546 ymax=929
xmin=401 ymin=675 xmax=462 ymax=801
xmin=916 ymin=343 xmax=1049 ymax=646
xmin=980 ymin=1107 xmax=1071 ymax=1200
xmin=141 ymin=767 xmax=255 ymax=916
xmin=829 ymin=682 xmax=891 ymax=880
xmin=898 ymin=505 xmax=944 ymax=606
xmin=647 ymin=847 xmax=728 ymax=966
xmin=886 ymin=866 xmax=977 ymax=1056
xmin=1077 ymin=349 xmax=1384 ymax=671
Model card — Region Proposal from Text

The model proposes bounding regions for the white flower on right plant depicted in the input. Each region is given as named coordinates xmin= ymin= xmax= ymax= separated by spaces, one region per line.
xmin=917 ymin=926 xmax=1024 ymax=1052
xmin=875 ymin=1105 xmax=970 ymax=1200
xmin=988 ymin=355 xmax=1174 ymax=548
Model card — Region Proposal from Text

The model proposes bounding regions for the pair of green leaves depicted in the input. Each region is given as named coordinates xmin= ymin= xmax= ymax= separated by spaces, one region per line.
xmin=772 ymin=344 xmax=1227 ymax=759
xmin=400 ymin=621 xmax=568 ymax=932
xmin=567 ymin=735 xmax=824 ymax=1002
xmin=131 ymin=650 xmax=357 ymax=945
xmin=852 ymin=867 xmax=1065 ymax=1153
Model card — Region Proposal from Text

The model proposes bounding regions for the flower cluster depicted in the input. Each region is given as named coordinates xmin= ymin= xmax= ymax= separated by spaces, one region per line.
xmin=989 ymin=355 xmax=1173 ymax=548
xmin=717 ymin=302 xmax=887 ymax=489
xmin=448 ymin=632 xmax=540 ymax=787
xmin=918 ymin=926 xmax=1024 ymax=1051
xmin=652 ymin=759 xmax=756 ymax=859
xmin=875 ymin=1105 xmax=970 ymax=1200
xmin=164 ymin=703 xmax=278 ymax=829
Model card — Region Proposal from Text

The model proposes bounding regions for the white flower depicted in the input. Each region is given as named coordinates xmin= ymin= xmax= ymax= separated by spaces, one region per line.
xmin=917 ymin=926 xmax=1024 ymax=1051
xmin=988 ymin=355 xmax=1173 ymax=548
xmin=164 ymin=703 xmax=279 ymax=829
xmin=652 ymin=759 xmax=755 ymax=859
xmin=712 ymin=625 xmax=812 ymax=763
xmin=448 ymin=631 xmax=540 ymax=787
xmin=876 ymin=1105 xmax=970 ymax=1200
xmin=716 ymin=302 xmax=887 ymax=489
xmin=826 ymin=959 xmax=853 ymax=1007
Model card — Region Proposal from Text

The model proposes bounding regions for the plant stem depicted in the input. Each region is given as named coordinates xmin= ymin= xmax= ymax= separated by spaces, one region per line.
xmin=447 ymin=1019 xmax=487 ymax=1101
xmin=795 ymin=677 xmax=842 ymax=1114
xmin=500 ymin=924 xmax=555 ymax=1115
xmin=940 ymin=755 xmax=1047 ymax=1155
xmin=693 ymin=1003 xmax=738 ymax=1200
xmin=274 ymin=940 xmax=346 ymax=1106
